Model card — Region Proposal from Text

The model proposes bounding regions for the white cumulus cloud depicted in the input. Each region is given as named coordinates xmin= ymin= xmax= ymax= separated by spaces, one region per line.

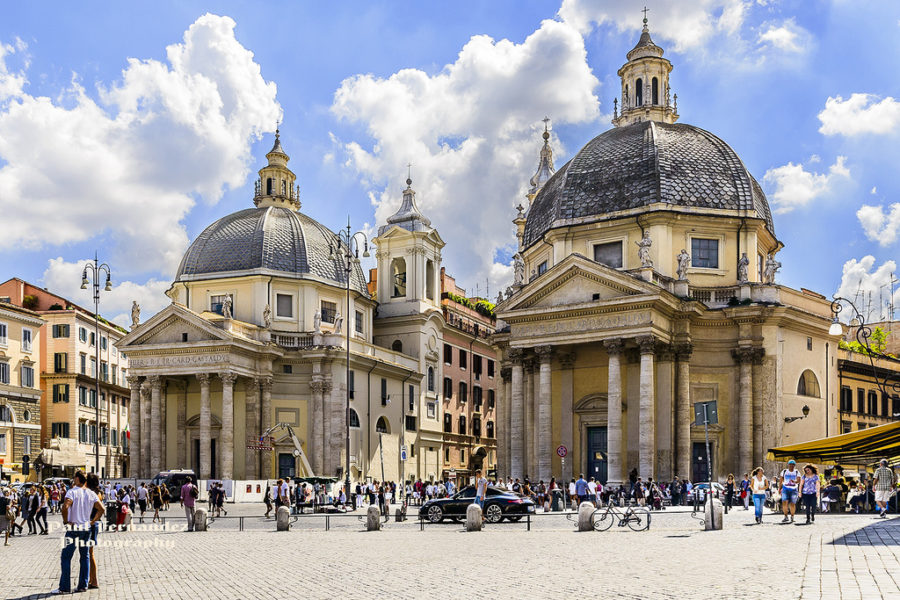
xmin=818 ymin=94 xmax=900 ymax=136
xmin=41 ymin=257 xmax=171 ymax=328
xmin=331 ymin=18 xmax=600 ymax=293
xmin=0 ymin=14 xmax=281 ymax=277
xmin=758 ymin=19 xmax=809 ymax=53
xmin=836 ymin=256 xmax=900 ymax=323
xmin=763 ymin=156 xmax=849 ymax=213
xmin=857 ymin=203 xmax=900 ymax=247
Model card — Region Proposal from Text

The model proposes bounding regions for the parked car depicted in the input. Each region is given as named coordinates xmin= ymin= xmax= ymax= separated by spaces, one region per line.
xmin=151 ymin=469 xmax=196 ymax=499
xmin=419 ymin=485 xmax=536 ymax=523
xmin=691 ymin=482 xmax=725 ymax=502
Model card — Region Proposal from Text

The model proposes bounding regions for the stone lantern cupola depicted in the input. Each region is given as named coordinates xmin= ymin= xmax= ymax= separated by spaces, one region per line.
xmin=612 ymin=16 xmax=678 ymax=127
xmin=527 ymin=118 xmax=556 ymax=205
xmin=254 ymin=128 xmax=301 ymax=210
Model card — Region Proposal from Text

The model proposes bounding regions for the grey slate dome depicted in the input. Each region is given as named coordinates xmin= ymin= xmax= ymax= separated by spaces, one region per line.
xmin=522 ymin=121 xmax=775 ymax=249
xmin=175 ymin=206 xmax=368 ymax=294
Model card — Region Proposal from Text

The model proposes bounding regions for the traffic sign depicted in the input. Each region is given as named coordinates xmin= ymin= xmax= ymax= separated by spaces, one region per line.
xmin=556 ymin=445 xmax=568 ymax=458
xmin=400 ymin=445 xmax=408 ymax=461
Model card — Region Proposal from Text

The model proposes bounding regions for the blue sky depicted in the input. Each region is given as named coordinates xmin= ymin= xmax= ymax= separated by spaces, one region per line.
xmin=0 ymin=0 xmax=898 ymax=325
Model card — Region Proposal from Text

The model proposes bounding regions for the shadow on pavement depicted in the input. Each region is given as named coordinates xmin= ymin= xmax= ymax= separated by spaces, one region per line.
xmin=829 ymin=518 xmax=900 ymax=546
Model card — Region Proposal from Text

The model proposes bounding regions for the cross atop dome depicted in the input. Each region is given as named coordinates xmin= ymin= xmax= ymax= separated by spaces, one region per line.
xmin=612 ymin=14 xmax=678 ymax=127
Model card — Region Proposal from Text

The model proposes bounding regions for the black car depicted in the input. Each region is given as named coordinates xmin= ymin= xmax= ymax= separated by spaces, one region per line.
xmin=419 ymin=485 xmax=536 ymax=523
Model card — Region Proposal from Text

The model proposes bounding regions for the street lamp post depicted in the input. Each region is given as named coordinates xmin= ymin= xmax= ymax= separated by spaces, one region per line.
xmin=830 ymin=297 xmax=900 ymax=399
xmin=330 ymin=219 xmax=369 ymax=508
xmin=81 ymin=253 xmax=112 ymax=475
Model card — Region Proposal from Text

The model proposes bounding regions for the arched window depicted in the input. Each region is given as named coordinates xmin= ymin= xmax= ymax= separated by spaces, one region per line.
xmin=635 ymin=78 xmax=643 ymax=107
xmin=652 ymin=77 xmax=659 ymax=105
xmin=266 ymin=177 xmax=273 ymax=195
xmin=443 ymin=413 xmax=452 ymax=433
xmin=486 ymin=421 xmax=495 ymax=438
xmin=376 ymin=416 xmax=389 ymax=434
xmin=426 ymin=260 xmax=435 ymax=300
xmin=281 ymin=179 xmax=287 ymax=196
xmin=624 ymin=84 xmax=629 ymax=107
xmin=458 ymin=415 xmax=466 ymax=434
xmin=349 ymin=408 xmax=360 ymax=428
xmin=391 ymin=340 xmax=403 ymax=353
xmin=796 ymin=370 xmax=820 ymax=397
xmin=427 ymin=366 xmax=435 ymax=392
xmin=391 ymin=257 xmax=407 ymax=298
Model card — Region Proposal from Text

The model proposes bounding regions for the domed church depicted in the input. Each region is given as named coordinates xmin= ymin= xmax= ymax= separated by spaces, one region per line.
xmin=118 ymin=131 xmax=447 ymax=484
xmin=493 ymin=19 xmax=838 ymax=485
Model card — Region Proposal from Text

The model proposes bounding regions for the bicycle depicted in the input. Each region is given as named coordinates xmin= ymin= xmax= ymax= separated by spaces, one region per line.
xmin=591 ymin=502 xmax=651 ymax=531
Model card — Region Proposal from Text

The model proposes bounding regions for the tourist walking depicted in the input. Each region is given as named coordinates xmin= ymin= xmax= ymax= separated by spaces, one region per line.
xmin=474 ymin=469 xmax=488 ymax=509
xmin=51 ymin=470 xmax=104 ymax=595
xmin=750 ymin=467 xmax=769 ymax=524
xmin=180 ymin=476 xmax=199 ymax=532
xmin=740 ymin=473 xmax=751 ymax=510
xmin=136 ymin=483 xmax=148 ymax=523
xmin=26 ymin=486 xmax=40 ymax=534
xmin=264 ymin=483 xmax=273 ymax=517
xmin=873 ymin=459 xmax=896 ymax=518
xmin=1 ymin=488 xmax=12 ymax=546
xmin=151 ymin=484 xmax=163 ymax=523
xmin=216 ymin=483 xmax=227 ymax=516
xmin=800 ymin=464 xmax=820 ymax=524
xmin=86 ymin=474 xmax=103 ymax=590
xmin=723 ymin=474 xmax=735 ymax=514
xmin=36 ymin=486 xmax=49 ymax=534
xmin=779 ymin=460 xmax=801 ymax=523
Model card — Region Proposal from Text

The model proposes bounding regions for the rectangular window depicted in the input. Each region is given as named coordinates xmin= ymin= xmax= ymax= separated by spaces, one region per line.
xmin=348 ymin=370 xmax=355 ymax=399
xmin=381 ymin=378 xmax=388 ymax=405
xmin=473 ymin=386 xmax=482 ymax=409
xmin=443 ymin=377 xmax=453 ymax=399
xmin=210 ymin=294 xmax=233 ymax=315
xmin=0 ymin=433 xmax=5 ymax=454
xmin=53 ymin=384 xmax=69 ymax=403
xmin=593 ymin=241 xmax=623 ymax=268
xmin=80 ymin=353 xmax=86 ymax=375
xmin=282 ymin=364 xmax=292 ymax=374
xmin=408 ymin=384 xmax=414 ymax=412
xmin=0 ymin=406 xmax=9 ymax=421
xmin=54 ymin=352 xmax=67 ymax=373
xmin=21 ymin=365 xmax=34 ymax=387
xmin=473 ymin=355 xmax=482 ymax=380
xmin=101 ymin=336 xmax=107 ymax=351
xmin=355 ymin=310 xmax=364 ymax=334
xmin=894 ymin=395 xmax=900 ymax=418
xmin=444 ymin=344 xmax=452 ymax=365
xmin=90 ymin=358 xmax=96 ymax=378
xmin=443 ymin=413 xmax=452 ymax=433
xmin=111 ymin=365 xmax=117 ymax=386
xmin=488 ymin=389 xmax=495 ymax=409
xmin=52 ymin=422 xmax=70 ymax=438
xmin=112 ymin=429 xmax=118 ymax=447
xmin=487 ymin=359 xmax=494 ymax=378
xmin=841 ymin=420 xmax=851 ymax=434
xmin=0 ymin=322 xmax=7 ymax=346
xmin=473 ymin=418 xmax=481 ymax=437
xmin=90 ymin=389 xmax=97 ymax=408
xmin=857 ymin=388 xmax=865 ymax=413
xmin=459 ymin=381 xmax=468 ymax=403
xmin=0 ymin=361 xmax=8 ymax=384
xmin=22 ymin=328 xmax=32 ymax=353
xmin=78 ymin=327 xmax=87 ymax=342
xmin=445 ymin=448 xmax=450 ymax=462
xmin=459 ymin=350 xmax=467 ymax=370
xmin=840 ymin=386 xmax=852 ymax=412
xmin=101 ymin=362 xmax=108 ymax=382
xmin=89 ymin=332 xmax=95 ymax=347
xmin=882 ymin=393 xmax=889 ymax=418
xmin=868 ymin=391 xmax=878 ymax=415
xmin=405 ymin=415 xmax=417 ymax=431
xmin=691 ymin=238 xmax=719 ymax=269
xmin=276 ymin=293 xmax=293 ymax=318
xmin=460 ymin=449 xmax=466 ymax=462
xmin=537 ymin=261 xmax=548 ymax=275
xmin=321 ymin=301 xmax=337 ymax=324
xmin=807 ymin=337 xmax=812 ymax=351
xmin=427 ymin=401 xmax=436 ymax=418
xmin=52 ymin=324 xmax=70 ymax=338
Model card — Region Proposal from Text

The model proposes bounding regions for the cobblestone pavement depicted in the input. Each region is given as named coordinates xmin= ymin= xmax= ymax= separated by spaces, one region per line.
xmin=2 ymin=505 xmax=899 ymax=599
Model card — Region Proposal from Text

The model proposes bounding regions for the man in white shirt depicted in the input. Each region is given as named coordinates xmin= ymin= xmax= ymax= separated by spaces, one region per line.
xmin=52 ymin=470 xmax=103 ymax=595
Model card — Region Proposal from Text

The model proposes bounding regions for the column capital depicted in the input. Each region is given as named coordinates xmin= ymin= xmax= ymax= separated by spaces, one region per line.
xmin=507 ymin=347 xmax=525 ymax=364
xmin=259 ymin=376 xmax=273 ymax=392
xmin=321 ymin=380 xmax=333 ymax=394
xmin=674 ymin=342 xmax=694 ymax=361
xmin=219 ymin=371 xmax=238 ymax=386
xmin=656 ymin=344 xmax=676 ymax=362
xmin=310 ymin=380 xmax=325 ymax=394
xmin=558 ymin=352 xmax=576 ymax=369
xmin=603 ymin=338 xmax=625 ymax=356
xmin=500 ymin=367 xmax=512 ymax=383
xmin=126 ymin=375 xmax=143 ymax=391
xmin=732 ymin=346 xmax=762 ymax=364
xmin=535 ymin=345 xmax=553 ymax=363
xmin=637 ymin=335 xmax=657 ymax=355
xmin=196 ymin=372 xmax=211 ymax=386
xmin=146 ymin=374 xmax=161 ymax=389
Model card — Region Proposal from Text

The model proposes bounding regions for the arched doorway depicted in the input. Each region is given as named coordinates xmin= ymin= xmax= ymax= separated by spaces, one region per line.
xmin=471 ymin=446 xmax=487 ymax=473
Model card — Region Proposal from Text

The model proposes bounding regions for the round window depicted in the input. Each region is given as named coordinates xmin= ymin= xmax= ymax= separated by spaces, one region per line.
xmin=23 ymin=409 xmax=30 ymax=422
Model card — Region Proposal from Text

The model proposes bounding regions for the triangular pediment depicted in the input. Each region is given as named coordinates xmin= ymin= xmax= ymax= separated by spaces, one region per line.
xmin=118 ymin=303 xmax=232 ymax=348
xmin=498 ymin=254 xmax=660 ymax=313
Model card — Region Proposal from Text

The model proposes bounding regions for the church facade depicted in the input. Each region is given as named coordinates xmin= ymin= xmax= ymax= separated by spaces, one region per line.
xmin=493 ymin=21 xmax=838 ymax=486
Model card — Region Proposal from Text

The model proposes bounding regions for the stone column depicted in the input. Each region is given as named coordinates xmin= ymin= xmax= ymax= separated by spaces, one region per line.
xmin=148 ymin=375 xmax=162 ymax=476
xmin=524 ymin=358 xmax=535 ymax=478
xmin=260 ymin=376 xmax=273 ymax=479
xmin=140 ymin=384 xmax=151 ymax=477
xmin=604 ymin=339 xmax=625 ymax=485
xmin=321 ymin=378 xmax=333 ymax=475
xmin=535 ymin=346 xmax=553 ymax=482
xmin=558 ymin=352 xmax=575 ymax=482
xmin=310 ymin=379 xmax=324 ymax=475
xmin=245 ymin=378 xmax=260 ymax=479
xmin=197 ymin=373 xmax=211 ymax=479
xmin=177 ymin=380 xmax=187 ymax=469
xmin=127 ymin=376 xmax=142 ymax=478
xmin=330 ymin=377 xmax=345 ymax=477
xmin=160 ymin=381 xmax=167 ymax=468
xmin=499 ymin=366 xmax=511 ymax=478
xmin=219 ymin=372 xmax=236 ymax=480
xmin=751 ymin=349 xmax=765 ymax=469
xmin=509 ymin=349 xmax=525 ymax=480
xmin=637 ymin=336 xmax=656 ymax=479
xmin=733 ymin=347 xmax=755 ymax=477
xmin=675 ymin=343 xmax=693 ymax=480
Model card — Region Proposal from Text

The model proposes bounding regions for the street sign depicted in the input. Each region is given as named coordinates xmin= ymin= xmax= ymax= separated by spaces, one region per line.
xmin=694 ymin=401 xmax=718 ymax=425
xmin=400 ymin=445 xmax=408 ymax=461
xmin=556 ymin=445 xmax=568 ymax=458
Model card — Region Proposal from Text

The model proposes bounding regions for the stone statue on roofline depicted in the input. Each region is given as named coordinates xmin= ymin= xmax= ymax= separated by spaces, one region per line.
xmin=636 ymin=230 xmax=653 ymax=268
xmin=130 ymin=301 xmax=140 ymax=329
xmin=676 ymin=249 xmax=690 ymax=281
xmin=263 ymin=304 xmax=272 ymax=329
xmin=764 ymin=254 xmax=782 ymax=284
xmin=738 ymin=252 xmax=750 ymax=284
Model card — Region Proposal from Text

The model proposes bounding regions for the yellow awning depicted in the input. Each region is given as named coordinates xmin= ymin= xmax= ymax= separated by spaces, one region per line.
xmin=767 ymin=421 xmax=900 ymax=465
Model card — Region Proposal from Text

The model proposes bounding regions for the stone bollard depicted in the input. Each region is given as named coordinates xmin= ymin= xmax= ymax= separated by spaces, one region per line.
xmin=194 ymin=507 xmax=208 ymax=532
xmin=366 ymin=505 xmax=381 ymax=531
xmin=394 ymin=506 xmax=406 ymax=522
xmin=577 ymin=501 xmax=595 ymax=532
xmin=276 ymin=506 xmax=291 ymax=531
xmin=466 ymin=503 xmax=483 ymax=532
xmin=704 ymin=498 xmax=724 ymax=531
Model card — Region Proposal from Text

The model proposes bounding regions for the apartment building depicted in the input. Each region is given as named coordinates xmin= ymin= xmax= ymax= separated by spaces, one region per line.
xmin=837 ymin=347 xmax=900 ymax=434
